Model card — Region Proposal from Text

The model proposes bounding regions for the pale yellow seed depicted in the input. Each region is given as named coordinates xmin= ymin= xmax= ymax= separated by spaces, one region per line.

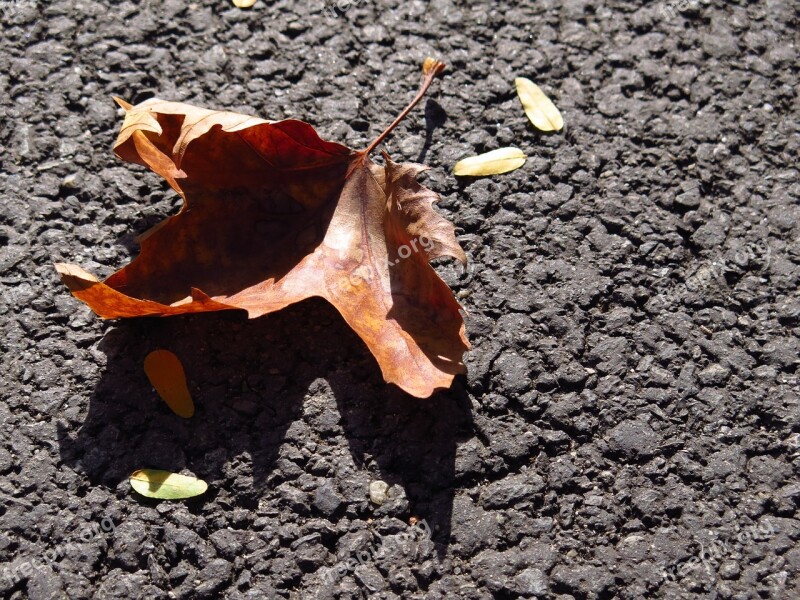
xmin=515 ymin=77 xmax=564 ymax=132
xmin=232 ymin=0 xmax=257 ymax=8
xmin=130 ymin=469 xmax=208 ymax=500
xmin=453 ymin=147 xmax=527 ymax=177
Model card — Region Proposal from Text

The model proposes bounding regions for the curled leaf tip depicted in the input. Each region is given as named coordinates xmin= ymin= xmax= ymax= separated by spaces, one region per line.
xmin=113 ymin=96 xmax=133 ymax=111
xmin=423 ymin=57 xmax=446 ymax=77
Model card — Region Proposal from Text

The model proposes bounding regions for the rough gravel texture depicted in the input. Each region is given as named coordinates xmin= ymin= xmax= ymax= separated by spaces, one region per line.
xmin=1 ymin=0 xmax=799 ymax=599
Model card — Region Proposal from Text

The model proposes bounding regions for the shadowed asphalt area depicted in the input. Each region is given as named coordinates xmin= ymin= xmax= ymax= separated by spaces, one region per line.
xmin=0 ymin=1 xmax=798 ymax=598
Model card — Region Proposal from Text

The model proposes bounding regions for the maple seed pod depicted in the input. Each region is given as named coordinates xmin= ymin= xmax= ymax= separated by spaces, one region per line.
xmin=143 ymin=350 xmax=195 ymax=418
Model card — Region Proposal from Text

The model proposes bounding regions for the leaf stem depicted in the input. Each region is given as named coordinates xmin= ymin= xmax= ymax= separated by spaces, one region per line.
xmin=361 ymin=58 xmax=446 ymax=158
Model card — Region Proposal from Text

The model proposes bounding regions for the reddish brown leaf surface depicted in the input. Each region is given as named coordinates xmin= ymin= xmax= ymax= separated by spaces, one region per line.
xmin=56 ymin=59 xmax=469 ymax=398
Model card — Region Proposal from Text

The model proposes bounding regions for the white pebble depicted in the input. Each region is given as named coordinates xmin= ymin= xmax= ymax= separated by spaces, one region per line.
xmin=369 ymin=480 xmax=390 ymax=505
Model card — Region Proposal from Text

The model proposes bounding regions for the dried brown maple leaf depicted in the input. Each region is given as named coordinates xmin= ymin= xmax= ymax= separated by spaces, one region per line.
xmin=56 ymin=58 xmax=469 ymax=398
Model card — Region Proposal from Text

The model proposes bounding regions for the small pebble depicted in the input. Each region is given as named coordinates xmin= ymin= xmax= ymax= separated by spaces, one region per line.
xmin=62 ymin=173 xmax=79 ymax=188
xmin=369 ymin=480 xmax=389 ymax=505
